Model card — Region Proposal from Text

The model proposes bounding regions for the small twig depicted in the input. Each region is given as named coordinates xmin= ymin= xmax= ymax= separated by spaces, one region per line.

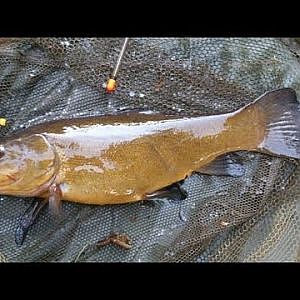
xmin=96 ymin=233 xmax=132 ymax=250
xmin=73 ymin=233 xmax=132 ymax=262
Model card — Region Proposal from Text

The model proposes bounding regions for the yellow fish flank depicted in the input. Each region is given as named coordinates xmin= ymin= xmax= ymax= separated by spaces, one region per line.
xmin=0 ymin=88 xmax=299 ymax=209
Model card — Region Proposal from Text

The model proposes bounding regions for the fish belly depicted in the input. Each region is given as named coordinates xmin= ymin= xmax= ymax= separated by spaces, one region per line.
xmin=54 ymin=131 xmax=212 ymax=205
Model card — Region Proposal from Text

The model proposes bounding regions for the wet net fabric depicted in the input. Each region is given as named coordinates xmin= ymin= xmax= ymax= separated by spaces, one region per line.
xmin=0 ymin=38 xmax=299 ymax=262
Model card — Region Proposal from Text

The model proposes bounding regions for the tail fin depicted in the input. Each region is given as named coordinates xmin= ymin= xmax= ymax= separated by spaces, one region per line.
xmin=255 ymin=88 xmax=300 ymax=159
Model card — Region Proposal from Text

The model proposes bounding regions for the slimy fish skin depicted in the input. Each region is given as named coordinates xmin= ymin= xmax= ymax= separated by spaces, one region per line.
xmin=0 ymin=88 xmax=299 ymax=212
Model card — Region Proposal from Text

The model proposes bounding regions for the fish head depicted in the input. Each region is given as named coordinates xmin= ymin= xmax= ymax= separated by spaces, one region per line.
xmin=0 ymin=134 xmax=59 ymax=196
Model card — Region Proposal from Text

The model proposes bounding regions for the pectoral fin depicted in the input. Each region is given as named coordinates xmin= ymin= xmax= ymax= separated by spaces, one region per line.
xmin=15 ymin=199 xmax=48 ymax=246
xmin=146 ymin=182 xmax=188 ymax=201
xmin=196 ymin=154 xmax=245 ymax=177
xmin=14 ymin=184 xmax=62 ymax=246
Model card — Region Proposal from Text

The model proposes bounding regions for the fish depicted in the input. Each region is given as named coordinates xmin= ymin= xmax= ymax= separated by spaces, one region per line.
xmin=0 ymin=88 xmax=300 ymax=212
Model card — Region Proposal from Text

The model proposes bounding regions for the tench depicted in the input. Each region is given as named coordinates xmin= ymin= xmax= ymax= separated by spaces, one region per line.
xmin=0 ymin=88 xmax=299 ymax=213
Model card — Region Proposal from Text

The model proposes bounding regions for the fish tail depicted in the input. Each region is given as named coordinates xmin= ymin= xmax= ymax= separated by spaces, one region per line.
xmin=252 ymin=88 xmax=300 ymax=159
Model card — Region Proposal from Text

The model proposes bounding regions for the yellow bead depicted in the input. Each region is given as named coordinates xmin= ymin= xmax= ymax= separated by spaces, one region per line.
xmin=106 ymin=79 xmax=117 ymax=93
xmin=0 ymin=118 xmax=7 ymax=126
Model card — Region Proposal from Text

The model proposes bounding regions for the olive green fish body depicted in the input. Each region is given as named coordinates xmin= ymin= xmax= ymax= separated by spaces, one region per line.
xmin=0 ymin=88 xmax=299 ymax=206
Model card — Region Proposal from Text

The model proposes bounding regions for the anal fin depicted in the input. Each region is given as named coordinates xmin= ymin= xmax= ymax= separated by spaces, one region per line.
xmin=197 ymin=153 xmax=245 ymax=177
